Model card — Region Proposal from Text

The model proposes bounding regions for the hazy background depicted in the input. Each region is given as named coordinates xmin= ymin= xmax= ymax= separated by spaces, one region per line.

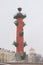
xmin=0 ymin=0 xmax=43 ymax=56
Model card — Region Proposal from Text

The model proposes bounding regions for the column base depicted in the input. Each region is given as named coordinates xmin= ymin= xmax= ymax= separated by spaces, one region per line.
xmin=15 ymin=52 xmax=28 ymax=62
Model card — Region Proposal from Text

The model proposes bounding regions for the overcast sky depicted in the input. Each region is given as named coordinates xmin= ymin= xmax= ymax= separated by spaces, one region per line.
xmin=0 ymin=0 xmax=43 ymax=56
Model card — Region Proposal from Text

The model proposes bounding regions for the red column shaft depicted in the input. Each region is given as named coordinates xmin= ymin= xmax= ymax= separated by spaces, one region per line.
xmin=16 ymin=18 xmax=24 ymax=53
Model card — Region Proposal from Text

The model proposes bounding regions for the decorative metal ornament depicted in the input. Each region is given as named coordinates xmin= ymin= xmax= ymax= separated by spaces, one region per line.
xmin=13 ymin=41 xmax=18 ymax=47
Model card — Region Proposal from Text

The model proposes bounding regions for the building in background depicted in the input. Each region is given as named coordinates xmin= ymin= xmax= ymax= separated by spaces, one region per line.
xmin=0 ymin=48 xmax=15 ymax=63
xmin=0 ymin=47 xmax=43 ymax=63
xmin=28 ymin=48 xmax=42 ymax=63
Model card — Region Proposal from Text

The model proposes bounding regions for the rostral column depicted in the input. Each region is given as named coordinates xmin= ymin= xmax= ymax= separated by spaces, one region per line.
xmin=13 ymin=8 xmax=27 ymax=60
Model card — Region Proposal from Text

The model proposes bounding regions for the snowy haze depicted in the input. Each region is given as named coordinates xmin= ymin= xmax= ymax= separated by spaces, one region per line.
xmin=0 ymin=0 xmax=43 ymax=56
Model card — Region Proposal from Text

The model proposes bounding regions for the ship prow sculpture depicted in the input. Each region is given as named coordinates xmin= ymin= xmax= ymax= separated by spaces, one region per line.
xmin=13 ymin=7 xmax=28 ymax=62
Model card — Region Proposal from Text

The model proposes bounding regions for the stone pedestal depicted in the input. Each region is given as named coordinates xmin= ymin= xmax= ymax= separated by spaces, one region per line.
xmin=15 ymin=52 xmax=28 ymax=63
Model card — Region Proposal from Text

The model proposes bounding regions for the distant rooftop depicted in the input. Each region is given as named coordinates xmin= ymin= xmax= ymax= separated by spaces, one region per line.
xmin=29 ymin=48 xmax=35 ymax=51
